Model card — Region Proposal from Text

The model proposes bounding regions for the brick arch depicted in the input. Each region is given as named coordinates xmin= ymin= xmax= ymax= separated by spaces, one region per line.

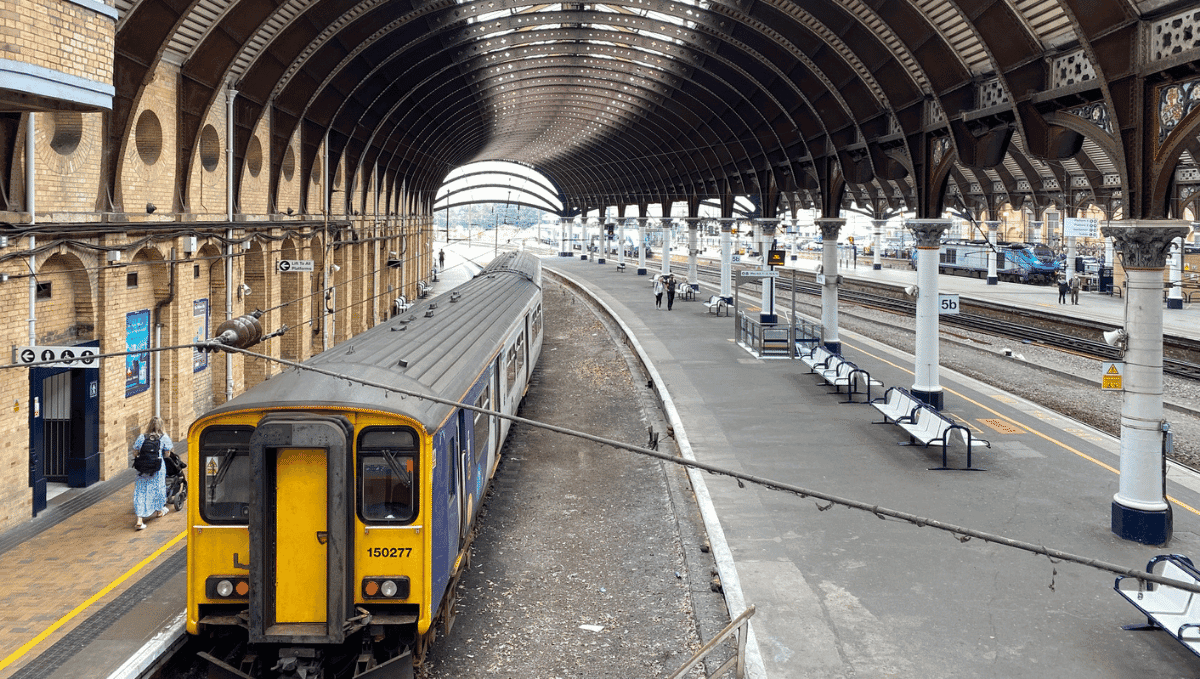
xmin=34 ymin=252 xmax=95 ymax=345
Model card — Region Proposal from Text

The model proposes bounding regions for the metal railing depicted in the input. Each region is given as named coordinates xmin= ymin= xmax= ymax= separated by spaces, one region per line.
xmin=668 ymin=605 xmax=756 ymax=679
xmin=736 ymin=313 xmax=823 ymax=358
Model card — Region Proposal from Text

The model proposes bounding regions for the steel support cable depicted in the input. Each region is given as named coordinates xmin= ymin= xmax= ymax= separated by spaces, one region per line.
xmin=81 ymin=337 xmax=1187 ymax=599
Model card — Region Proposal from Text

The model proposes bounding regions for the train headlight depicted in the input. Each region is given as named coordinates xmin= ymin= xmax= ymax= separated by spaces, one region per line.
xmin=205 ymin=576 xmax=249 ymax=599
xmin=362 ymin=576 xmax=410 ymax=599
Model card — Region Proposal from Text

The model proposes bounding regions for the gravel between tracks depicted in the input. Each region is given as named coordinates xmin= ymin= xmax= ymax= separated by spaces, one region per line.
xmin=422 ymin=279 xmax=730 ymax=678
xmin=789 ymin=295 xmax=1200 ymax=467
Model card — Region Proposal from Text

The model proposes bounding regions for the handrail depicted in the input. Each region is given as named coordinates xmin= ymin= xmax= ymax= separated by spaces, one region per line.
xmin=667 ymin=605 xmax=756 ymax=679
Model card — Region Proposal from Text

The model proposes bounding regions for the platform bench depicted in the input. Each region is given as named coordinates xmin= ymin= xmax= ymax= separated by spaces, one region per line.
xmin=899 ymin=404 xmax=988 ymax=470
xmin=870 ymin=386 xmax=920 ymax=424
xmin=1116 ymin=554 xmax=1200 ymax=658
xmin=703 ymin=295 xmax=728 ymax=316
xmin=801 ymin=346 xmax=836 ymax=373
xmin=616 ymin=263 xmax=626 ymax=272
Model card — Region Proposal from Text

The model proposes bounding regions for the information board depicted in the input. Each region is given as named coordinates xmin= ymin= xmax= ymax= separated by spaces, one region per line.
xmin=1063 ymin=217 xmax=1099 ymax=238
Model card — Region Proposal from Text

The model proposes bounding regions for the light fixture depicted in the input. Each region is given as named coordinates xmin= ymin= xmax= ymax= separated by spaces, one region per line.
xmin=146 ymin=203 xmax=156 ymax=214
xmin=286 ymin=207 xmax=294 ymax=215
xmin=331 ymin=264 xmax=341 ymax=272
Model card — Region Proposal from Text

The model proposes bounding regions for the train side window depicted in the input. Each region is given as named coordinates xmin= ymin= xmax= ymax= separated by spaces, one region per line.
xmin=531 ymin=305 xmax=542 ymax=342
xmin=505 ymin=344 xmax=517 ymax=388
xmin=515 ymin=331 xmax=525 ymax=376
xmin=358 ymin=428 xmax=418 ymax=524
xmin=474 ymin=387 xmax=491 ymax=458
xmin=199 ymin=426 xmax=254 ymax=524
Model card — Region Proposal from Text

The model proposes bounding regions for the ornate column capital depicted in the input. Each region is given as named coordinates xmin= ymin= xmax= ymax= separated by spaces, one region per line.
xmin=1101 ymin=220 xmax=1193 ymax=269
xmin=906 ymin=219 xmax=951 ymax=248
xmin=718 ymin=217 xmax=735 ymax=232
xmin=871 ymin=219 xmax=888 ymax=228
xmin=815 ymin=218 xmax=845 ymax=240
xmin=1029 ymin=220 xmax=1043 ymax=228
xmin=984 ymin=220 xmax=1000 ymax=230
xmin=755 ymin=217 xmax=780 ymax=236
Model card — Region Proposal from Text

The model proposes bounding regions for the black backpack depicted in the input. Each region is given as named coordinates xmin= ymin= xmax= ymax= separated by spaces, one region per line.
xmin=134 ymin=433 xmax=163 ymax=475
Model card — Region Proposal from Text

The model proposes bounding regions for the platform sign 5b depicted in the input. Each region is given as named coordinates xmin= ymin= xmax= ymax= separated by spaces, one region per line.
xmin=14 ymin=345 xmax=100 ymax=368
xmin=1102 ymin=362 xmax=1124 ymax=390
xmin=938 ymin=293 xmax=960 ymax=315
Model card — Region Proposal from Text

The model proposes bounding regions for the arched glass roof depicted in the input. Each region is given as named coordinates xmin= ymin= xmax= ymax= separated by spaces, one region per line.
xmin=435 ymin=161 xmax=566 ymax=214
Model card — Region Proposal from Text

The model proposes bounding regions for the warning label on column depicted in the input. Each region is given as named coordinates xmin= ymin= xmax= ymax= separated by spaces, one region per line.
xmin=1101 ymin=362 xmax=1123 ymax=390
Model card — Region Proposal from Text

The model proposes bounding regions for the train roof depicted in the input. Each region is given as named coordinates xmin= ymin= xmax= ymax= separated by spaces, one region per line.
xmin=198 ymin=251 xmax=542 ymax=433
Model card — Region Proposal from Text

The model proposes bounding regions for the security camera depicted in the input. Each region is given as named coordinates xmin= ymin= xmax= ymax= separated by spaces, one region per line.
xmin=904 ymin=285 xmax=919 ymax=297
xmin=1102 ymin=328 xmax=1127 ymax=349
xmin=331 ymin=264 xmax=341 ymax=272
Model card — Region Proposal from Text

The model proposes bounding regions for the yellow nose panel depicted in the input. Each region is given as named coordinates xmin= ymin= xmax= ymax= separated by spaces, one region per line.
xmin=275 ymin=448 xmax=327 ymax=624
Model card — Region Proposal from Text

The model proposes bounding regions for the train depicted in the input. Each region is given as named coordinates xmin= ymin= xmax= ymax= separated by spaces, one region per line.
xmin=913 ymin=239 xmax=1061 ymax=284
xmin=185 ymin=251 xmax=544 ymax=679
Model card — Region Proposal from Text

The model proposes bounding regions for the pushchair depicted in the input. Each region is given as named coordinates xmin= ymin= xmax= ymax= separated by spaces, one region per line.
xmin=164 ymin=447 xmax=188 ymax=512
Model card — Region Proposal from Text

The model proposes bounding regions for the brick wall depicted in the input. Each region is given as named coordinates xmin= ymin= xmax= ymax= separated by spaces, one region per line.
xmin=0 ymin=0 xmax=114 ymax=84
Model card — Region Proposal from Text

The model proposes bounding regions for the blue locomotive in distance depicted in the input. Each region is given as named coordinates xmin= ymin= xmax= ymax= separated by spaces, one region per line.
xmin=912 ymin=239 xmax=1060 ymax=284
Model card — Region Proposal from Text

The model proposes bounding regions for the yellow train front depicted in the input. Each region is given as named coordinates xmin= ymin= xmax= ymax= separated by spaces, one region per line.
xmin=185 ymin=252 xmax=543 ymax=679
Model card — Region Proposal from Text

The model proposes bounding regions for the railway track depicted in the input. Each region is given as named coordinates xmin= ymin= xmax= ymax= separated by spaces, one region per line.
xmin=686 ymin=262 xmax=1200 ymax=381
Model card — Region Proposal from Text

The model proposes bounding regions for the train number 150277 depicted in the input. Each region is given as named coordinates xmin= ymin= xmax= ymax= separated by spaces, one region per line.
xmin=367 ymin=547 xmax=412 ymax=558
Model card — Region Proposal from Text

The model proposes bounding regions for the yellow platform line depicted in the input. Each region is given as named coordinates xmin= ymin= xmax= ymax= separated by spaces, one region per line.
xmin=848 ymin=343 xmax=1200 ymax=518
xmin=0 ymin=530 xmax=187 ymax=673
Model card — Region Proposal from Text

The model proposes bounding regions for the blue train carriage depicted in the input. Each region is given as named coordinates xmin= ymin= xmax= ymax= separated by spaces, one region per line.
xmin=185 ymin=251 xmax=544 ymax=678
xmin=924 ymin=239 xmax=1059 ymax=284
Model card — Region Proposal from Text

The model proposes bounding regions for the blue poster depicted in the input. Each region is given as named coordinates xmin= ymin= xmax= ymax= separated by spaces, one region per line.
xmin=126 ymin=309 xmax=150 ymax=397
xmin=193 ymin=298 xmax=209 ymax=372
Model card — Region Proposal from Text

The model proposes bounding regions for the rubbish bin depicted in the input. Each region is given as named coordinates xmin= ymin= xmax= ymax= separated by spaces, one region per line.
xmin=1099 ymin=266 xmax=1114 ymax=294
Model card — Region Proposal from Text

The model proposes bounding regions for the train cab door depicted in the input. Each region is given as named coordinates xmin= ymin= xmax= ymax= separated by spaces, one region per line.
xmin=457 ymin=409 xmax=473 ymax=546
xmin=247 ymin=416 xmax=354 ymax=646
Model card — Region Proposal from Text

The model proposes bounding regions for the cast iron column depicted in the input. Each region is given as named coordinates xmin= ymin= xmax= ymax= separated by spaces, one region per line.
xmin=816 ymin=218 xmax=844 ymax=354
xmin=1030 ymin=220 xmax=1043 ymax=244
xmin=637 ymin=218 xmax=647 ymax=275
xmin=986 ymin=220 xmax=1000 ymax=285
xmin=687 ymin=218 xmax=700 ymax=292
xmin=1168 ymin=236 xmax=1184 ymax=310
xmin=872 ymin=219 xmax=885 ymax=270
xmin=1105 ymin=220 xmax=1191 ymax=545
xmin=758 ymin=218 xmax=779 ymax=323
xmin=908 ymin=219 xmax=950 ymax=409
xmin=720 ymin=218 xmax=733 ymax=303
xmin=660 ymin=220 xmax=671 ymax=278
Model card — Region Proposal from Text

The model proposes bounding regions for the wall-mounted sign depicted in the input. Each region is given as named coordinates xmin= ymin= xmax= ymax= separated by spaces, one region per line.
xmin=14 ymin=345 xmax=100 ymax=369
xmin=277 ymin=259 xmax=315 ymax=272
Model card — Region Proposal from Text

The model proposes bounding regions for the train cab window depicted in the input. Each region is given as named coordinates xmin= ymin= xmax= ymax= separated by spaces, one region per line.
xmin=199 ymin=426 xmax=254 ymax=524
xmin=358 ymin=428 xmax=418 ymax=524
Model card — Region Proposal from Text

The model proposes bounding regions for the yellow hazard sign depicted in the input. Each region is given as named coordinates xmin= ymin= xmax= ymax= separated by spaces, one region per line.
xmin=206 ymin=457 xmax=219 ymax=476
xmin=1101 ymin=362 xmax=1124 ymax=390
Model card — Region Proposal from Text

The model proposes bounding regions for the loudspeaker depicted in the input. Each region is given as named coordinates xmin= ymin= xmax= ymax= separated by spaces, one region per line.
xmin=1103 ymin=329 xmax=1127 ymax=348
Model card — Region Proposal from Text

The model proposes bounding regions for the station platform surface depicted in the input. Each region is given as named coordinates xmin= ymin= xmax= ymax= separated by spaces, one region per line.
xmin=542 ymin=249 xmax=1200 ymax=679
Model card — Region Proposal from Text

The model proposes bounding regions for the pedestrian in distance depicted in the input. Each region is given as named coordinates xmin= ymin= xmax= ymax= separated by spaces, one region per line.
xmin=438 ymin=249 xmax=445 ymax=269
xmin=666 ymin=275 xmax=677 ymax=311
xmin=654 ymin=276 xmax=665 ymax=309
xmin=1057 ymin=276 xmax=1069 ymax=304
xmin=1069 ymin=275 xmax=1081 ymax=305
xmin=132 ymin=416 xmax=173 ymax=531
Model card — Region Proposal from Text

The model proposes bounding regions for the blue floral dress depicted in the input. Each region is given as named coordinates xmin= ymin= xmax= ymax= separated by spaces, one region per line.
xmin=133 ymin=433 xmax=172 ymax=518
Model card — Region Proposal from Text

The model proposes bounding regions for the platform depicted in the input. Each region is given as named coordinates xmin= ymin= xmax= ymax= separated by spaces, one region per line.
xmin=545 ymin=250 xmax=1200 ymax=679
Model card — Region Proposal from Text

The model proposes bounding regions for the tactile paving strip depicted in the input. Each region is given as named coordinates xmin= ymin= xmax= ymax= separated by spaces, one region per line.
xmin=978 ymin=418 xmax=1024 ymax=435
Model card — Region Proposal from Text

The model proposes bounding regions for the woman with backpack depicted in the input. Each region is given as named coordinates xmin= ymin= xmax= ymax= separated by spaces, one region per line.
xmin=132 ymin=416 xmax=173 ymax=530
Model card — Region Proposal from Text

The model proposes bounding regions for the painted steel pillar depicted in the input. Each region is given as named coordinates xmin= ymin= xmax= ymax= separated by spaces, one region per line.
xmin=816 ymin=218 xmax=844 ymax=354
xmin=637 ymin=218 xmax=648 ymax=275
xmin=660 ymin=221 xmax=671 ymax=277
xmin=757 ymin=219 xmax=779 ymax=323
xmin=719 ymin=218 xmax=733 ymax=303
xmin=985 ymin=221 xmax=1000 ymax=285
xmin=907 ymin=219 xmax=950 ymax=409
xmin=618 ymin=220 xmax=626 ymax=269
xmin=1104 ymin=221 xmax=1191 ymax=545
xmin=559 ymin=218 xmax=570 ymax=257
xmin=687 ymin=218 xmax=700 ymax=291
xmin=1066 ymin=235 xmax=1077 ymax=283
xmin=872 ymin=219 xmax=885 ymax=270
xmin=1030 ymin=220 xmax=1043 ymax=244
xmin=1168 ymin=236 xmax=1184 ymax=310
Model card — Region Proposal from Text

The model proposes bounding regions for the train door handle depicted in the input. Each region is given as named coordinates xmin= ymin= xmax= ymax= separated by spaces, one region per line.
xmin=316 ymin=531 xmax=328 ymax=544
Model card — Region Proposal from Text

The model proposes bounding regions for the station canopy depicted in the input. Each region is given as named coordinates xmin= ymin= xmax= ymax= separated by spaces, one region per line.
xmin=113 ymin=0 xmax=1200 ymax=219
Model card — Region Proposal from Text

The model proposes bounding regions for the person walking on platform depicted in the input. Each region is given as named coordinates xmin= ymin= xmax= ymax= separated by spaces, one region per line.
xmin=666 ymin=275 xmax=677 ymax=311
xmin=131 ymin=416 xmax=173 ymax=531
xmin=438 ymin=249 xmax=445 ymax=269
xmin=654 ymin=276 xmax=665 ymax=308
xmin=1069 ymin=275 xmax=1081 ymax=305
xmin=1057 ymin=276 xmax=1069 ymax=304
